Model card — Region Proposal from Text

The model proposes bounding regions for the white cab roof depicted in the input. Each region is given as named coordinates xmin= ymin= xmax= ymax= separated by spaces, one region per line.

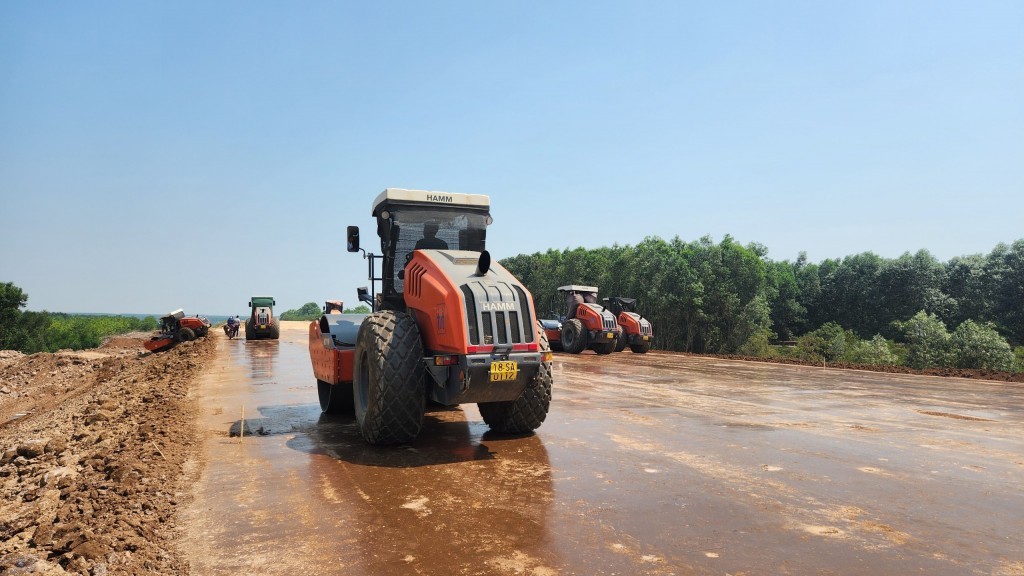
xmin=558 ymin=285 xmax=599 ymax=293
xmin=372 ymin=188 xmax=490 ymax=215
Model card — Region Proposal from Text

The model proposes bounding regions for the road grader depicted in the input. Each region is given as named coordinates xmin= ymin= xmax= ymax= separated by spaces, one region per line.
xmin=309 ymin=188 xmax=553 ymax=445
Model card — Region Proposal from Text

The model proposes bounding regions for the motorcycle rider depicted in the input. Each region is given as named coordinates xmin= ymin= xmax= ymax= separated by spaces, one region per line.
xmin=225 ymin=315 xmax=240 ymax=336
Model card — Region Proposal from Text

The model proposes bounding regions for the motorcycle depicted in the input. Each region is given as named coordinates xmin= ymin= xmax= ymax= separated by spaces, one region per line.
xmin=224 ymin=320 xmax=240 ymax=340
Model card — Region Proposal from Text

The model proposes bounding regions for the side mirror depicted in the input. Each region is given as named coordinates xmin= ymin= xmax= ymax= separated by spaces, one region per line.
xmin=347 ymin=226 xmax=360 ymax=253
xmin=247 ymin=301 xmax=251 ymax=308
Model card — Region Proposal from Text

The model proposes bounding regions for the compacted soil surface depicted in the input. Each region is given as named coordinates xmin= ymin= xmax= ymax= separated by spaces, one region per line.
xmin=2 ymin=326 xmax=1021 ymax=576
xmin=0 ymin=334 xmax=215 ymax=575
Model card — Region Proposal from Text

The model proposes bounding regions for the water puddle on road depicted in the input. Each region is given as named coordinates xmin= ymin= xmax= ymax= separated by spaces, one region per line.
xmin=179 ymin=323 xmax=1022 ymax=576
xmin=181 ymin=324 xmax=561 ymax=576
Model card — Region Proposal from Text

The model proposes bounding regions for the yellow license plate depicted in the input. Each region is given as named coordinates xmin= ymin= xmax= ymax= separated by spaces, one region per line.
xmin=260 ymin=325 xmax=266 ymax=329
xmin=607 ymin=332 xmax=615 ymax=339
xmin=489 ymin=360 xmax=518 ymax=382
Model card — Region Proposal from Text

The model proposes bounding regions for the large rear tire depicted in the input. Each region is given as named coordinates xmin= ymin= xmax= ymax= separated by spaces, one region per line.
xmin=629 ymin=341 xmax=651 ymax=354
xmin=352 ymin=311 xmax=425 ymax=445
xmin=478 ymin=323 xmax=552 ymax=433
xmin=269 ymin=318 xmax=281 ymax=339
xmin=593 ymin=340 xmax=615 ymax=355
xmin=318 ymin=379 xmax=354 ymax=414
xmin=245 ymin=319 xmax=255 ymax=341
xmin=560 ymin=319 xmax=586 ymax=354
xmin=177 ymin=327 xmax=195 ymax=342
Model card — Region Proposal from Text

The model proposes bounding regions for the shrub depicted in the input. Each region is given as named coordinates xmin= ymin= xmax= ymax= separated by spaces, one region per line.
xmin=796 ymin=322 xmax=857 ymax=362
xmin=896 ymin=311 xmax=951 ymax=369
xmin=738 ymin=330 xmax=774 ymax=357
xmin=849 ymin=334 xmax=898 ymax=366
xmin=950 ymin=320 xmax=1014 ymax=371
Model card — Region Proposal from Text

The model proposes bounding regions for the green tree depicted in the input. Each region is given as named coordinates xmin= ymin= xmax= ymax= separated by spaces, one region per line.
xmin=280 ymin=302 xmax=323 ymax=321
xmin=815 ymin=252 xmax=885 ymax=337
xmin=765 ymin=260 xmax=806 ymax=340
xmin=949 ymin=320 xmax=1014 ymax=371
xmin=343 ymin=305 xmax=371 ymax=313
xmin=943 ymin=254 xmax=990 ymax=328
xmin=896 ymin=311 xmax=951 ymax=369
xmin=0 ymin=282 xmax=30 ymax=350
xmin=735 ymin=295 xmax=775 ymax=356
xmin=876 ymin=250 xmax=950 ymax=336
xmin=984 ymin=240 xmax=1024 ymax=344
xmin=503 ymin=236 xmax=1024 ymax=357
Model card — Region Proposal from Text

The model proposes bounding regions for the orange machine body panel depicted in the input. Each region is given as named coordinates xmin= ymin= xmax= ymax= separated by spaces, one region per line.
xmin=575 ymin=302 xmax=607 ymax=333
xmin=308 ymin=321 xmax=355 ymax=385
xmin=403 ymin=251 xmax=540 ymax=354
xmin=143 ymin=336 xmax=175 ymax=352
xmin=617 ymin=312 xmax=641 ymax=335
xmin=403 ymin=251 xmax=471 ymax=354
xmin=179 ymin=317 xmax=209 ymax=331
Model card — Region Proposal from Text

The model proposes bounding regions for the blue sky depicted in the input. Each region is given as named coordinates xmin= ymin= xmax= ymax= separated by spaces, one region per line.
xmin=1 ymin=1 xmax=1021 ymax=315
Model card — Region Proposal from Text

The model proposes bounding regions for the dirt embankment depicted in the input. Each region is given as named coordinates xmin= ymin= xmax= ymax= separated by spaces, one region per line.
xmin=691 ymin=352 xmax=1024 ymax=383
xmin=0 ymin=335 xmax=216 ymax=575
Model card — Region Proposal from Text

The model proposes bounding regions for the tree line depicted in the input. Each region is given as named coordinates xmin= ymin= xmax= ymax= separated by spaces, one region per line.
xmin=0 ymin=282 xmax=158 ymax=353
xmin=501 ymin=236 xmax=1024 ymax=370
xmin=279 ymin=302 xmax=371 ymax=321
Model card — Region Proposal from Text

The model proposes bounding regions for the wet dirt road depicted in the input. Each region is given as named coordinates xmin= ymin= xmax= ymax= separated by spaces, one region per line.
xmin=182 ymin=322 xmax=1024 ymax=575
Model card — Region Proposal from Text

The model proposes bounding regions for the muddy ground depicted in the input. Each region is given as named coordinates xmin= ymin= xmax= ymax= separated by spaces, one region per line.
xmin=2 ymin=332 xmax=1024 ymax=573
xmin=0 ymin=335 xmax=215 ymax=575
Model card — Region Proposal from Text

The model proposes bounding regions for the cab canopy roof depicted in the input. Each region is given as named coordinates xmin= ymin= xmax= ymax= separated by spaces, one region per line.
xmin=250 ymin=296 xmax=275 ymax=307
xmin=371 ymin=188 xmax=490 ymax=217
xmin=558 ymin=285 xmax=599 ymax=293
xmin=606 ymin=296 xmax=637 ymax=306
xmin=162 ymin=309 xmax=185 ymax=320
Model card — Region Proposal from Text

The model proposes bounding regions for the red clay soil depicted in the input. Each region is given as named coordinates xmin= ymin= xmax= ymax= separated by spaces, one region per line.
xmin=694 ymin=353 xmax=1024 ymax=383
xmin=0 ymin=334 xmax=216 ymax=575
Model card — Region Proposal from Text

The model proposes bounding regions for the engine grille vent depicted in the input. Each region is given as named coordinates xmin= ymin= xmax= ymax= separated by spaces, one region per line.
xmin=512 ymin=285 xmax=535 ymax=343
xmin=462 ymin=281 xmax=536 ymax=347
xmin=407 ymin=263 xmax=427 ymax=298
xmin=602 ymin=311 xmax=618 ymax=331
